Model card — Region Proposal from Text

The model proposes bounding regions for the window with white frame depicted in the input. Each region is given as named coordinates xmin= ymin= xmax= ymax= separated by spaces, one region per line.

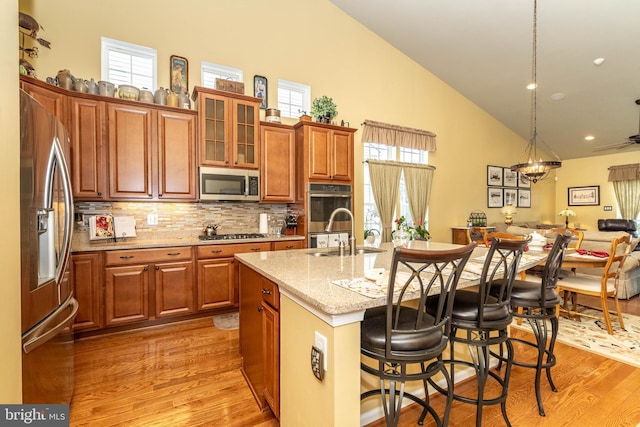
xmin=101 ymin=37 xmax=156 ymax=90
xmin=277 ymin=80 xmax=310 ymax=118
xmin=363 ymin=143 xmax=429 ymax=233
xmin=201 ymin=62 xmax=243 ymax=89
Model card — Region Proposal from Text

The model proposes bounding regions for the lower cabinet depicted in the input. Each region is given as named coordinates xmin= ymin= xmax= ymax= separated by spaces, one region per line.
xmin=103 ymin=247 xmax=194 ymax=327
xmin=239 ymin=262 xmax=280 ymax=419
xmin=71 ymin=252 xmax=103 ymax=332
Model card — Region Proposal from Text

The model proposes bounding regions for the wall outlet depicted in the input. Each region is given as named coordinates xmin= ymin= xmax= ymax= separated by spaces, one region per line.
xmin=314 ymin=331 xmax=328 ymax=371
xmin=604 ymin=206 xmax=613 ymax=211
xmin=311 ymin=346 xmax=325 ymax=381
xmin=147 ymin=213 xmax=158 ymax=225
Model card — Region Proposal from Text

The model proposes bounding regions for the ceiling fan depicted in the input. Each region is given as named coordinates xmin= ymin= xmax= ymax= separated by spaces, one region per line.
xmin=594 ymin=99 xmax=640 ymax=152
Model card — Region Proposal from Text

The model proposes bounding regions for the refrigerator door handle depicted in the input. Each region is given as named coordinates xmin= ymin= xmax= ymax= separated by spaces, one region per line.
xmin=52 ymin=136 xmax=74 ymax=287
xmin=23 ymin=296 xmax=79 ymax=354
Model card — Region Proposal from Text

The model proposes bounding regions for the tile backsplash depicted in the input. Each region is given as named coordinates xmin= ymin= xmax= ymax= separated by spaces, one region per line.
xmin=75 ymin=201 xmax=295 ymax=235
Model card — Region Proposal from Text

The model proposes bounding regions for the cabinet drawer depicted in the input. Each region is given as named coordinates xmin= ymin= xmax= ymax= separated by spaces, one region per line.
xmin=105 ymin=246 xmax=192 ymax=265
xmin=271 ymin=240 xmax=304 ymax=251
xmin=261 ymin=278 xmax=279 ymax=310
xmin=197 ymin=242 xmax=271 ymax=259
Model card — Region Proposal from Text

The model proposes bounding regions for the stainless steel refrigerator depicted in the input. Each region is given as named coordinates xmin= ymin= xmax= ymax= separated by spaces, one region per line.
xmin=20 ymin=89 xmax=78 ymax=404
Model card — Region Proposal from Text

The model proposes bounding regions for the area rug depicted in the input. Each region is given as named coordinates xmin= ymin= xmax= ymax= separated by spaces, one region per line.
xmin=212 ymin=312 xmax=239 ymax=330
xmin=510 ymin=309 xmax=640 ymax=368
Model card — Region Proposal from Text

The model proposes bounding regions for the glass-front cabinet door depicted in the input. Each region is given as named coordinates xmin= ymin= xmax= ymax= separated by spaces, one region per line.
xmin=200 ymin=94 xmax=229 ymax=166
xmin=232 ymin=100 xmax=259 ymax=168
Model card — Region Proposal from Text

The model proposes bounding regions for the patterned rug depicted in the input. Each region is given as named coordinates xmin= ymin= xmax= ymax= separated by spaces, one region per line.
xmin=212 ymin=312 xmax=239 ymax=330
xmin=511 ymin=309 xmax=640 ymax=368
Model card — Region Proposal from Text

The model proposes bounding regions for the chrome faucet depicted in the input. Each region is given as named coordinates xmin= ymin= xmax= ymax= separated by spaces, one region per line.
xmin=325 ymin=208 xmax=356 ymax=256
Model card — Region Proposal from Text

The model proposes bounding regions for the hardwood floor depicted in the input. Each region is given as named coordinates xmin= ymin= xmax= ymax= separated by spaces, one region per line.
xmin=70 ymin=295 xmax=640 ymax=426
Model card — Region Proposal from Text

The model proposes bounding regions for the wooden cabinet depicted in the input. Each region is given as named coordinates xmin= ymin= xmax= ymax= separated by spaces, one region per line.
xmin=193 ymin=86 xmax=260 ymax=169
xmin=104 ymin=247 xmax=194 ymax=326
xmin=20 ymin=76 xmax=68 ymax=126
xmin=108 ymin=103 xmax=197 ymax=200
xmin=70 ymin=252 xmax=103 ymax=332
xmin=239 ymin=263 xmax=280 ymax=418
xmin=260 ymin=122 xmax=295 ymax=202
xmin=197 ymin=242 xmax=271 ymax=310
xmin=271 ymin=240 xmax=304 ymax=251
xmin=294 ymin=121 xmax=356 ymax=183
xmin=69 ymin=97 xmax=108 ymax=200
xmin=451 ymin=227 xmax=496 ymax=245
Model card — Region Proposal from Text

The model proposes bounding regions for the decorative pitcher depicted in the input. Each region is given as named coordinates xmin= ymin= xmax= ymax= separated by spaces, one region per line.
xmin=154 ymin=87 xmax=168 ymax=105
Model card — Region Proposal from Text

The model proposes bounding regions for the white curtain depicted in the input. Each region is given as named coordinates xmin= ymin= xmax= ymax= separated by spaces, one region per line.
xmin=368 ymin=160 xmax=403 ymax=242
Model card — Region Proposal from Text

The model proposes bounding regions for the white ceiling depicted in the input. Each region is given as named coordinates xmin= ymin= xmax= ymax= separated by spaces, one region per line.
xmin=330 ymin=0 xmax=640 ymax=160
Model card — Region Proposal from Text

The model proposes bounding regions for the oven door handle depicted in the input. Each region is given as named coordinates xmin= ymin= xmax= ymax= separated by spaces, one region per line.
xmin=309 ymin=193 xmax=352 ymax=198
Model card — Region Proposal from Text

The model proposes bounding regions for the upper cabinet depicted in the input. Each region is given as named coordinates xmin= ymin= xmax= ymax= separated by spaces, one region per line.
xmin=294 ymin=121 xmax=356 ymax=184
xmin=193 ymin=86 xmax=260 ymax=169
xmin=260 ymin=122 xmax=295 ymax=203
xmin=21 ymin=76 xmax=68 ymax=127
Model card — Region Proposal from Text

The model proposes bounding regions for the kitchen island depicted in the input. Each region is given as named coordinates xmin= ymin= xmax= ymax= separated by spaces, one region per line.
xmin=235 ymin=241 xmax=546 ymax=426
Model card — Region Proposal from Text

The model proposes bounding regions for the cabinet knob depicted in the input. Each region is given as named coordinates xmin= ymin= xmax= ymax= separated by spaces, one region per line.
xmin=97 ymin=192 xmax=102 ymax=197
xmin=155 ymin=266 xmax=159 ymax=270
xmin=258 ymin=306 xmax=263 ymax=312
xmin=261 ymin=288 xmax=272 ymax=295
xmin=143 ymin=266 xmax=148 ymax=271
xmin=286 ymin=245 xmax=294 ymax=249
xmin=159 ymin=193 xmax=163 ymax=198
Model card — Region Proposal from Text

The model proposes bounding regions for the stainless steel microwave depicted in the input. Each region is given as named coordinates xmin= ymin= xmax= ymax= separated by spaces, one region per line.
xmin=199 ymin=166 xmax=260 ymax=201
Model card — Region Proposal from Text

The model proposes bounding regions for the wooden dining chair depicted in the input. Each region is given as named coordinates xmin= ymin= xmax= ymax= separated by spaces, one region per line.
xmin=548 ymin=228 xmax=584 ymax=249
xmin=466 ymin=227 xmax=488 ymax=246
xmin=556 ymin=234 xmax=631 ymax=334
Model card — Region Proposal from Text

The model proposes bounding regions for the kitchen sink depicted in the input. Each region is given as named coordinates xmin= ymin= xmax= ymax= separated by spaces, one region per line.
xmin=308 ymin=247 xmax=386 ymax=257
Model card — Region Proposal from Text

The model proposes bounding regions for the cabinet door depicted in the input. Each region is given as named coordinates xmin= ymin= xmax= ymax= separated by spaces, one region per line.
xmin=69 ymin=97 xmax=108 ymax=200
xmin=260 ymin=125 xmax=295 ymax=202
xmin=197 ymin=258 xmax=236 ymax=310
xmin=199 ymin=93 xmax=230 ymax=166
xmin=71 ymin=252 xmax=103 ymax=331
xmin=21 ymin=81 xmax=67 ymax=126
xmin=157 ymin=110 xmax=197 ymax=200
xmin=232 ymin=100 xmax=260 ymax=169
xmin=104 ymin=264 xmax=150 ymax=326
xmin=155 ymin=261 xmax=194 ymax=317
xmin=307 ymin=126 xmax=331 ymax=180
xmin=262 ymin=301 xmax=280 ymax=419
xmin=108 ymin=103 xmax=154 ymax=199
xmin=271 ymin=240 xmax=305 ymax=251
xmin=331 ymin=129 xmax=353 ymax=182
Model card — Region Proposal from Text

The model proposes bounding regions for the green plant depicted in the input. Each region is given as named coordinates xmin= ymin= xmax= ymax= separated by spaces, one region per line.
xmin=413 ymin=222 xmax=430 ymax=239
xmin=310 ymin=96 xmax=338 ymax=121
xmin=364 ymin=228 xmax=379 ymax=239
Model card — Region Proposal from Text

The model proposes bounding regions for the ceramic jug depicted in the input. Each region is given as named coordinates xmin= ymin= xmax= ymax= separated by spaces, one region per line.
xmin=57 ymin=69 xmax=73 ymax=90
xmin=167 ymin=91 xmax=179 ymax=107
xmin=98 ymin=81 xmax=116 ymax=97
xmin=154 ymin=87 xmax=168 ymax=105
xmin=139 ymin=89 xmax=154 ymax=103
xmin=178 ymin=89 xmax=190 ymax=109
xmin=86 ymin=78 xmax=99 ymax=95
xmin=74 ymin=79 xmax=88 ymax=93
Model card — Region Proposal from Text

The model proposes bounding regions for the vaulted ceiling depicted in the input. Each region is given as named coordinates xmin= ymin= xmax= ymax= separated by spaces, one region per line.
xmin=331 ymin=0 xmax=640 ymax=160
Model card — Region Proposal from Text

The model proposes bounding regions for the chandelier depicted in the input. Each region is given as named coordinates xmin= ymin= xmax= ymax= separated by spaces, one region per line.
xmin=510 ymin=0 xmax=561 ymax=183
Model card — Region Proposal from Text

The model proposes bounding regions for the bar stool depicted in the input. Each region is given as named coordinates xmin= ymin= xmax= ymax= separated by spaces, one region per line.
xmin=428 ymin=237 xmax=530 ymax=427
xmin=360 ymin=244 xmax=475 ymax=427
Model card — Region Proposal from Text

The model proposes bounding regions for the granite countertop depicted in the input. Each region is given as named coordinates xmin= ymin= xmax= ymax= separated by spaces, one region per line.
xmin=235 ymin=241 xmax=547 ymax=318
xmin=71 ymin=229 xmax=305 ymax=252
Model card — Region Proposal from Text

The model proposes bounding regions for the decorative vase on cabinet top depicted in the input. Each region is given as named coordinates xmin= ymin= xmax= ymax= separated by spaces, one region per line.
xmin=154 ymin=87 xmax=168 ymax=105
xmin=167 ymin=91 xmax=179 ymax=107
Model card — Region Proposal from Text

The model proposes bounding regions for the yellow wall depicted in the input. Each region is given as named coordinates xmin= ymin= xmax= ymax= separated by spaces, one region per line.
xmin=21 ymin=0 xmax=555 ymax=243
xmin=555 ymin=152 xmax=640 ymax=229
xmin=1 ymin=0 xmax=23 ymax=403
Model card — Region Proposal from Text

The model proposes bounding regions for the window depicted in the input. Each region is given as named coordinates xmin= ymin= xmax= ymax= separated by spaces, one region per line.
xmin=101 ymin=37 xmax=156 ymax=90
xmin=363 ymin=144 xmax=429 ymax=233
xmin=201 ymin=62 xmax=243 ymax=89
xmin=278 ymin=80 xmax=310 ymax=119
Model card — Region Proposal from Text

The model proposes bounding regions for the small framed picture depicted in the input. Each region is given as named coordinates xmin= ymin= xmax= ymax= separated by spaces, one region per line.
xmin=518 ymin=189 xmax=531 ymax=208
xmin=170 ymin=55 xmax=188 ymax=94
xmin=503 ymin=168 xmax=518 ymax=187
xmin=568 ymin=185 xmax=600 ymax=206
xmin=504 ymin=188 xmax=518 ymax=206
xmin=487 ymin=165 xmax=503 ymax=186
xmin=253 ymin=75 xmax=267 ymax=109
xmin=488 ymin=187 xmax=504 ymax=208
xmin=518 ymin=173 xmax=531 ymax=188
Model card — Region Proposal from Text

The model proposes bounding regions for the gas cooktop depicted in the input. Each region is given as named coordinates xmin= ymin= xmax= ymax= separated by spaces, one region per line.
xmin=198 ymin=233 xmax=266 ymax=241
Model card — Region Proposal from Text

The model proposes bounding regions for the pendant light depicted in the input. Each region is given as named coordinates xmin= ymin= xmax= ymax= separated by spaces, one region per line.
xmin=511 ymin=0 xmax=561 ymax=183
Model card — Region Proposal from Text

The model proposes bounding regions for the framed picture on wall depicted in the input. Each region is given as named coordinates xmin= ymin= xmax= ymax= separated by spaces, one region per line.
xmin=487 ymin=165 xmax=503 ymax=186
xmin=568 ymin=185 xmax=600 ymax=206
xmin=488 ymin=187 xmax=504 ymax=208
xmin=503 ymin=168 xmax=518 ymax=187
xmin=253 ymin=75 xmax=268 ymax=109
xmin=518 ymin=189 xmax=531 ymax=208
xmin=170 ymin=55 xmax=188 ymax=94
xmin=504 ymin=188 xmax=518 ymax=206
xmin=518 ymin=173 xmax=531 ymax=188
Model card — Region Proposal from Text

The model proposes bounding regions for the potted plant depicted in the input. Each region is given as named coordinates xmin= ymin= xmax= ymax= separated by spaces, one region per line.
xmin=310 ymin=96 xmax=338 ymax=123
xmin=413 ymin=222 xmax=430 ymax=241
xmin=364 ymin=228 xmax=379 ymax=244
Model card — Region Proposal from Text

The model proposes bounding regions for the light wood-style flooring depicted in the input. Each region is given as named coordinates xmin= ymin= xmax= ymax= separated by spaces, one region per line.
xmin=70 ymin=295 xmax=640 ymax=426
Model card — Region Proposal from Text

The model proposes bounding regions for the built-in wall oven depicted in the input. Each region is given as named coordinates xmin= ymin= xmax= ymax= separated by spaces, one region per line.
xmin=307 ymin=183 xmax=352 ymax=248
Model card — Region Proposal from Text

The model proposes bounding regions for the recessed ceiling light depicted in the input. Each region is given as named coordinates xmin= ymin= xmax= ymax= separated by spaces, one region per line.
xmin=527 ymin=83 xmax=537 ymax=90
xmin=593 ymin=57 xmax=605 ymax=66
xmin=551 ymin=92 xmax=565 ymax=100
xmin=585 ymin=135 xmax=595 ymax=141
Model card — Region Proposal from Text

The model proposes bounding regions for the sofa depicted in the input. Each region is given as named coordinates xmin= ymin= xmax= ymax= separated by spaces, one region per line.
xmin=493 ymin=221 xmax=640 ymax=299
